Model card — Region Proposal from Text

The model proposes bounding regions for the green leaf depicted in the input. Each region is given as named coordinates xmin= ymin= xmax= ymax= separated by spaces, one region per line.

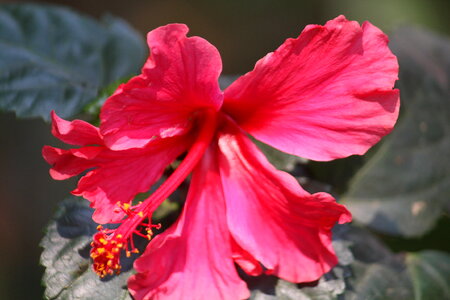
xmin=406 ymin=251 xmax=450 ymax=300
xmin=40 ymin=197 xmax=140 ymax=300
xmin=348 ymin=262 xmax=413 ymax=300
xmin=0 ymin=4 xmax=146 ymax=120
xmin=341 ymin=26 xmax=450 ymax=237
xmin=246 ymin=225 xmax=450 ymax=300
xmin=338 ymin=226 xmax=450 ymax=300
xmin=338 ymin=226 xmax=414 ymax=300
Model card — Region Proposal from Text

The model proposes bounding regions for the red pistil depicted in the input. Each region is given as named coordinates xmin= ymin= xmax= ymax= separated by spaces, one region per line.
xmin=90 ymin=109 xmax=218 ymax=277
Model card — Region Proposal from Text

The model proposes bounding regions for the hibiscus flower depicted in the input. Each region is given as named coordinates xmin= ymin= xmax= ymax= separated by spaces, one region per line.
xmin=43 ymin=15 xmax=399 ymax=300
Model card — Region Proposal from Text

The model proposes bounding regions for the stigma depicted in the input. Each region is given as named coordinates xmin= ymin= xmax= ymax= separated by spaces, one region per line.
xmin=90 ymin=228 xmax=128 ymax=277
xmin=90 ymin=202 xmax=160 ymax=278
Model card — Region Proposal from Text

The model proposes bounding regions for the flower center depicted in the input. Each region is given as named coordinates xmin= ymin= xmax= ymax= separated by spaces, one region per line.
xmin=90 ymin=109 xmax=218 ymax=277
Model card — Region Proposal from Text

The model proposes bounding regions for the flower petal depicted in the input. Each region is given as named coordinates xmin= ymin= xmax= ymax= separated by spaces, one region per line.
xmin=42 ymin=146 xmax=101 ymax=180
xmin=129 ymin=146 xmax=249 ymax=300
xmin=50 ymin=111 xmax=102 ymax=146
xmin=73 ymin=136 xmax=190 ymax=223
xmin=100 ymin=24 xmax=223 ymax=150
xmin=44 ymin=114 xmax=190 ymax=223
xmin=223 ymin=16 xmax=399 ymax=161
xmin=217 ymin=123 xmax=351 ymax=282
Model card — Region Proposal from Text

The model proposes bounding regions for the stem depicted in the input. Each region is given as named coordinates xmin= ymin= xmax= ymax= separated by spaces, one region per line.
xmin=144 ymin=109 xmax=218 ymax=213
xmin=91 ymin=110 xmax=218 ymax=277
xmin=119 ymin=109 xmax=218 ymax=236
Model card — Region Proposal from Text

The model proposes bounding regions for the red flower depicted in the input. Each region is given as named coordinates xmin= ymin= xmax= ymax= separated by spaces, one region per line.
xmin=43 ymin=16 xmax=399 ymax=300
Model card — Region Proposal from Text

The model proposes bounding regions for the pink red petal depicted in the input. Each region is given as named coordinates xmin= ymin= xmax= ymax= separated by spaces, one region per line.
xmin=44 ymin=114 xmax=191 ymax=223
xmin=217 ymin=122 xmax=351 ymax=282
xmin=42 ymin=146 xmax=101 ymax=180
xmin=129 ymin=146 xmax=249 ymax=300
xmin=223 ymin=16 xmax=399 ymax=161
xmin=73 ymin=136 xmax=190 ymax=223
xmin=100 ymin=24 xmax=224 ymax=150
xmin=50 ymin=111 xmax=102 ymax=146
xmin=231 ymin=238 xmax=263 ymax=276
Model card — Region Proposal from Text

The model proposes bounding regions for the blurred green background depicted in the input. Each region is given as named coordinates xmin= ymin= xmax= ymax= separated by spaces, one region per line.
xmin=0 ymin=0 xmax=448 ymax=299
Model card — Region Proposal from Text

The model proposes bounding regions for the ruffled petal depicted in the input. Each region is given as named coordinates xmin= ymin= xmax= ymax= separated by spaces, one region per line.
xmin=50 ymin=111 xmax=102 ymax=146
xmin=223 ymin=16 xmax=399 ymax=161
xmin=73 ymin=136 xmax=190 ymax=223
xmin=231 ymin=238 xmax=263 ymax=276
xmin=42 ymin=146 xmax=101 ymax=180
xmin=129 ymin=146 xmax=249 ymax=300
xmin=100 ymin=24 xmax=223 ymax=150
xmin=217 ymin=122 xmax=351 ymax=282
xmin=44 ymin=114 xmax=191 ymax=223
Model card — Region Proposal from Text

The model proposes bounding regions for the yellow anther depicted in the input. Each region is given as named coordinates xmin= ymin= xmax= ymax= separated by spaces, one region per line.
xmin=97 ymin=248 xmax=105 ymax=254
xmin=126 ymin=251 xmax=131 ymax=257
xmin=116 ymin=234 xmax=123 ymax=239
xmin=122 ymin=203 xmax=131 ymax=210
xmin=137 ymin=211 xmax=144 ymax=218
xmin=132 ymin=249 xmax=139 ymax=254
xmin=99 ymin=238 xmax=108 ymax=245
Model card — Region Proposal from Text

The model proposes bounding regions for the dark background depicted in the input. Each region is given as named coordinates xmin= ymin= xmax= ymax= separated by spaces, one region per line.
xmin=0 ymin=0 xmax=448 ymax=299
